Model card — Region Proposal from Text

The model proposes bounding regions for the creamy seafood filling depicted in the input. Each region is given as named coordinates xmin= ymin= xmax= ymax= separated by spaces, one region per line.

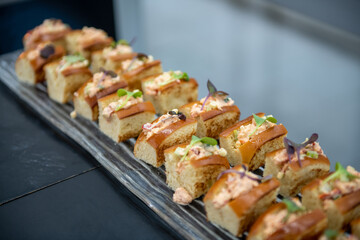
xmin=190 ymin=95 xmax=234 ymax=118
xmin=104 ymin=44 xmax=133 ymax=59
xmin=142 ymin=111 xmax=182 ymax=139
xmin=174 ymin=142 xmax=227 ymax=173
xmin=319 ymin=166 xmax=360 ymax=206
xmin=234 ymin=117 xmax=276 ymax=148
xmin=212 ymin=171 xmax=259 ymax=208
xmin=144 ymin=71 xmax=184 ymax=95
xmin=121 ymin=55 xmax=154 ymax=72
xmin=84 ymin=72 xmax=121 ymax=98
xmin=102 ymin=95 xmax=143 ymax=119
xmin=78 ymin=27 xmax=108 ymax=48
xmin=25 ymin=19 xmax=68 ymax=46
xmin=56 ymin=56 xmax=89 ymax=74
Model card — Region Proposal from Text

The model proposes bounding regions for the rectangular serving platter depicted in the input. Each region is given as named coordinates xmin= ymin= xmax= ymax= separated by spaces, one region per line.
xmin=0 ymin=50 xmax=278 ymax=240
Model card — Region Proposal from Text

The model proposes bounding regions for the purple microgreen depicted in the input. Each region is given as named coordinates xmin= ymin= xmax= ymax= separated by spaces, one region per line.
xmin=129 ymin=36 xmax=137 ymax=46
xmin=124 ymin=53 xmax=148 ymax=73
xmin=200 ymin=80 xmax=229 ymax=110
xmin=216 ymin=165 xmax=263 ymax=182
xmin=284 ymin=133 xmax=318 ymax=167
xmin=99 ymin=67 xmax=117 ymax=78
xmin=262 ymin=174 xmax=273 ymax=182
xmin=179 ymin=135 xmax=218 ymax=163
xmin=39 ymin=44 xmax=55 ymax=59
xmin=115 ymin=89 xmax=142 ymax=111
xmin=248 ymin=114 xmax=278 ymax=138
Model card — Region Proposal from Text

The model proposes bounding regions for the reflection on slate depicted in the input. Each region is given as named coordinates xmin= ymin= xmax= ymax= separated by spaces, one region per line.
xmin=0 ymin=82 xmax=99 ymax=203
xmin=0 ymin=169 xmax=178 ymax=240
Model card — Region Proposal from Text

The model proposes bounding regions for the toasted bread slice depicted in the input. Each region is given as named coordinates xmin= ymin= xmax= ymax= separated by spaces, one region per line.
xmin=98 ymin=93 xmax=156 ymax=142
xmin=134 ymin=117 xmax=197 ymax=167
xmin=44 ymin=60 xmax=92 ymax=103
xmin=91 ymin=49 xmax=137 ymax=73
xmin=142 ymin=74 xmax=198 ymax=114
xmin=179 ymin=101 xmax=240 ymax=138
xmin=219 ymin=113 xmax=287 ymax=170
xmin=264 ymin=148 xmax=330 ymax=197
xmin=302 ymin=176 xmax=360 ymax=230
xmin=65 ymin=29 xmax=113 ymax=60
xmin=204 ymin=165 xmax=280 ymax=236
xmin=15 ymin=45 xmax=65 ymax=84
xmin=248 ymin=202 xmax=327 ymax=240
xmin=164 ymin=143 xmax=229 ymax=201
xmin=73 ymin=78 xmax=128 ymax=121
xmin=121 ymin=60 xmax=163 ymax=90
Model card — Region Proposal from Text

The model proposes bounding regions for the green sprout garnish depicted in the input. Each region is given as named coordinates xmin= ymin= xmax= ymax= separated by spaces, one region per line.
xmin=111 ymin=39 xmax=129 ymax=48
xmin=233 ymin=130 xmax=239 ymax=139
xmin=323 ymin=162 xmax=358 ymax=183
xmin=179 ymin=135 xmax=218 ymax=162
xmin=171 ymin=71 xmax=189 ymax=81
xmin=324 ymin=229 xmax=338 ymax=240
xmin=61 ymin=54 xmax=87 ymax=70
xmin=282 ymin=199 xmax=304 ymax=222
xmin=306 ymin=150 xmax=319 ymax=159
xmin=115 ymin=89 xmax=142 ymax=111
xmin=158 ymin=71 xmax=190 ymax=86
xmin=248 ymin=114 xmax=277 ymax=137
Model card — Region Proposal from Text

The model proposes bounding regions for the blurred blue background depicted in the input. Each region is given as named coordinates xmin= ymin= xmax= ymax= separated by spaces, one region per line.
xmin=1 ymin=0 xmax=360 ymax=169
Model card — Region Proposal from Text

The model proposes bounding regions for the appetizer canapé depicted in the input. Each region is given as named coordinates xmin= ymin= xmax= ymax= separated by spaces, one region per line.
xmin=73 ymin=68 xmax=128 ymax=121
xmin=142 ymin=70 xmax=198 ymax=114
xmin=248 ymin=198 xmax=327 ymax=240
xmin=179 ymin=80 xmax=240 ymax=138
xmin=204 ymin=165 xmax=280 ymax=236
xmin=120 ymin=53 xmax=163 ymax=90
xmin=23 ymin=19 xmax=71 ymax=50
xmin=263 ymin=133 xmax=330 ymax=197
xmin=98 ymin=89 xmax=155 ymax=142
xmin=219 ymin=113 xmax=287 ymax=170
xmin=164 ymin=136 xmax=229 ymax=205
xmin=134 ymin=109 xmax=197 ymax=167
xmin=15 ymin=43 xmax=65 ymax=84
xmin=44 ymin=54 xmax=92 ymax=103
xmin=91 ymin=39 xmax=137 ymax=73
xmin=318 ymin=229 xmax=359 ymax=240
xmin=65 ymin=27 xmax=113 ymax=59
xmin=302 ymin=162 xmax=360 ymax=230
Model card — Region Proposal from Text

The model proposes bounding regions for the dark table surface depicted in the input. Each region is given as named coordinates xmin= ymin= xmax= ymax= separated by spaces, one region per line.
xmin=0 ymin=82 xmax=180 ymax=239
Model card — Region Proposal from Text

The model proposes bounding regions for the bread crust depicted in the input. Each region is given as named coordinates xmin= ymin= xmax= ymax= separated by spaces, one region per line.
xmin=15 ymin=45 xmax=65 ymax=84
xmin=142 ymin=75 xmax=199 ymax=114
xmin=179 ymin=101 xmax=240 ymax=138
xmin=122 ymin=60 xmax=163 ymax=90
xmin=302 ymin=175 xmax=360 ymax=230
xmin=219 ymin=113 xmax=287 ymax=169
xmin=264 ymin=148 xmax=330 ymax=197
xmin=248 ymin=203 xmax=327 ymax=240
xmin=73 ymin=78 xmax=128 ymax=121
xmin=204 ymin=165 xmax=280 ymax=236
xmin=134 ymin=117 xmax=197 ymax=167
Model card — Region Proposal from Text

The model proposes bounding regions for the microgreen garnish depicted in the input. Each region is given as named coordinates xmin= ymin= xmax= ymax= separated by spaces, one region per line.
xmin=233 ymin=130 xmax=239 ymax=139
xmin=284 ymin=133 xmax=318 ymax=168
xmin=201 ymin=80 xmax=229 ymax=110
xmin=248 ymin=114 xmax=277 ymax=137
xmin=216 ymin=164 xmax=264 ymax=182
xmin=171 ymin=71 xmax=189 ymax=81
xmin=282 ymin=198 xmax=304 ymax=222
xmin=111 ymin=38 xmax=131 ymax=48
xmin=124 ymin=53 xmax=148 ymax=73
xmin=99 ymin=67 xmax=117 ymax=78
xmin=306 ymin=150 xmax=318 ymax=159
xmin=324 ymin=229 xmax=338 ymax=240
xmin=179 ymin=135 xmax=218 ymax=162
xmin=158 ymin=71 xmax=190 ymax=86
xmin=323 ymin=162 xmax=358 ymax=183
xmin=115 ymin=89 xmax=142 ymax=111
xmin=60 ymin=54 xmax=87 ymax=70
xmin=39 ymin=45 xmax=55 ymax=59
